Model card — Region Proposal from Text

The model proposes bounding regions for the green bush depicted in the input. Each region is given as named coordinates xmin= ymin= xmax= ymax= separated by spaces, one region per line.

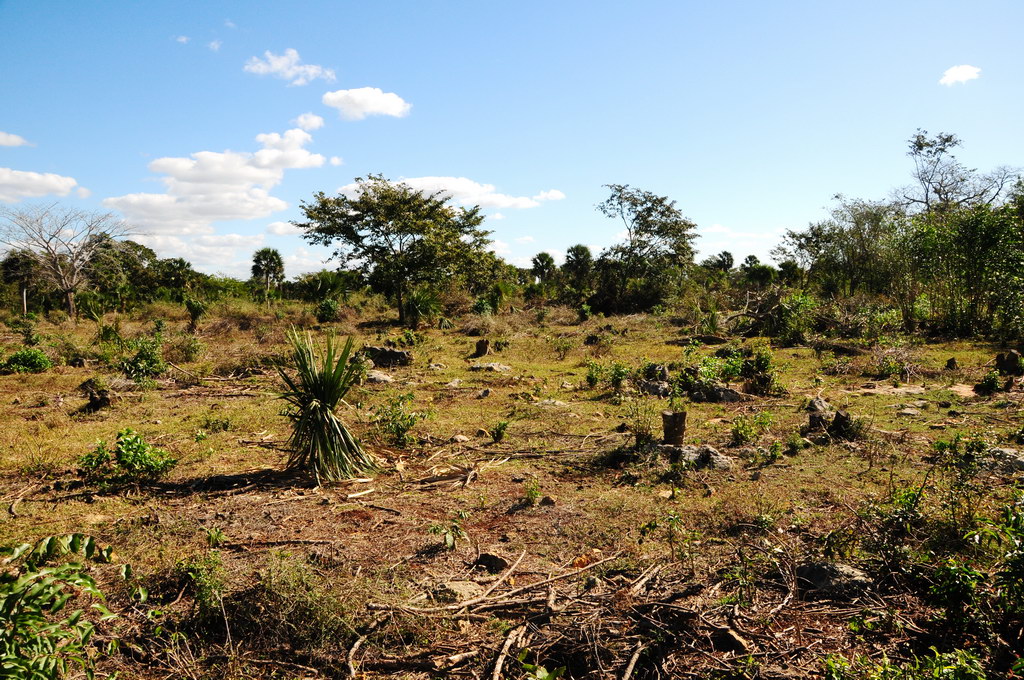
xmin=0 ymin=534 xmax=118 ymax=680
xmin=119 ymin=337 xmax=166 ymax=383
xmin=78 ymin=428 xmax=177 ymax=485
xmin=2 ymin=347 xmax=52 ymax=374
xmin=372 ymin=392 xmax=428 ymax=447
xmin=314 ymin=298 xmax=339 ymax=323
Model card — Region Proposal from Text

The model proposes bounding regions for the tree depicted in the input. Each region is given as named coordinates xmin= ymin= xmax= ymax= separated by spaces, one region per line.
xmin=1 ymin=250 xmax=38 ymax=316
xmin=531 ymin=252 xmax=556 ymax=283
xmin=561 ymin=244 xmax=594 ymax=305
xmin=594 ymin=184 xmax=699 ymax=312
xmin=0 ymin=204 xmax=129 ymax=318
xmin=251 ymin=247 xmax=285 ymax=301
xmin=295 ymin=175 xmax=491 ymax=323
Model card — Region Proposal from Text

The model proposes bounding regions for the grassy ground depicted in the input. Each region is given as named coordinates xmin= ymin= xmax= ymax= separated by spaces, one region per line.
xmin=0 ymin=302 xmax=1021 ymax=679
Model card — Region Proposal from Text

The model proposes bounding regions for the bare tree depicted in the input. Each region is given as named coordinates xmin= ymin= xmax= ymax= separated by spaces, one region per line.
xmin=0 ymin=203 xmax=130 ymax=318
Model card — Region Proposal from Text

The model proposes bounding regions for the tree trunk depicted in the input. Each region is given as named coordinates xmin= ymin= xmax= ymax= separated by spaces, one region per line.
xmin=396 ymin=286 xmax=406 ymax=324
xmin=64 ymin=289 xmax=77 ymax=321
xmin=20 ymin=285 xmax=27 ymax=317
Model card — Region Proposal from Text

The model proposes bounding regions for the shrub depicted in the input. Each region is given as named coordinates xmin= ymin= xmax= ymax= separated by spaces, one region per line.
xmin=404 ymin=287 xmax=440 ymax=330
xmin=551 ymin=336 xmax=576 ymax=360
xmin=315 ymin=298 xmax=340 ymax=323
xmin=277 ymin=329 xmax=377 ymax=482
xmin=372 ymin=392 xmax=428 ymax=447
xmin=119 ymin=337 xmax=167 ymax=383
xmin=183 ymin=296 xmax=207 ymax=333
xmin=0 ymin=534 xmax=117 ymax=680
xmin=78 ymin=428 xmax=177 ymax=485
xmin=471 ymin=297 xmax=494 ymax=316
xmin=2 ymin=347 xmax=52 ymax=374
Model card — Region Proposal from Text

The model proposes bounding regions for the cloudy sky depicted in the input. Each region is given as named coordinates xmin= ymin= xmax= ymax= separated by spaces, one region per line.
xmin=1 ymin=1 xmax=1021 ymax=277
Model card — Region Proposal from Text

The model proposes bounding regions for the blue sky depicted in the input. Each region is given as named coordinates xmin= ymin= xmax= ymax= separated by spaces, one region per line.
xmin=2 ymin=1 xmax=1022 ymax=278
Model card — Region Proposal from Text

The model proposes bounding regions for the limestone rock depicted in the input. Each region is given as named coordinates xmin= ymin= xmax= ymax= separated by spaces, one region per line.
xmin=365 ymin=370 xmax=394 ymax=384
xmin=362 ymin=346 xmax=412 ymax=368
xmin=470 ymin=362 xmax=511 ymax=372
xmin=796 ymin=562 xmax=871 ymax=600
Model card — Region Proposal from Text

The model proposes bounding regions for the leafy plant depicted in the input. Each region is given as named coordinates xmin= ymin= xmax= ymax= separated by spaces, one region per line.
xmin=1 ymin=347 xmax=52 ymax=374
xmin=372 ymin=392 xmax=428 ymax=447
xmin=428 ymin=518 xmax=467 ymax=551
xmin=523 ymin=478 xmax=542 ymax=506
xmin=403 ymin=287 xmax=440 ymax=330
xmin=277 ymin=329 xmax=377 ymax=483
xmin=183 ymin=296 xmax=207 ymax=333
xmin=608 ymin=360 xmax=630 ymax=391
xmin=78 ymin=428 xmax=177 ymax=485
xmin=118 ymin=336 xmax=166 ymax=384
xmin=314 ymin=298 xmax=339 ymax=323
xmin=491 ymin=420 xmax=510 ymax=443
xmin=551 ymin=336 xmax=576 ymax=360
xmin=518 ymin=649 xmax=566 ymax=680
xmin=0 ymin=534 xmax=118 ymax=680
xmin=585 ymin=360 xmax=604 ymax=388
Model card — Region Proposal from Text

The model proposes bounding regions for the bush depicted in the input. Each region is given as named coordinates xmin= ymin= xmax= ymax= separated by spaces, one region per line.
xmin=372 ymin=392 xmax=428 ymax=447
xmin=315 ymin=298 xmax=340 ymax=323
xmin=2 ymin=347 xmax=52 ymax=374
xmin=78 ymin=428 xmax=177 ymax=485
xmin=119 ymin=337 xmax=167 ymax=383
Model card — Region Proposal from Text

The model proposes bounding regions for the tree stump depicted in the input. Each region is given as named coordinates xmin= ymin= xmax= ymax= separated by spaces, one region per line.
xmin=661 ymin=410 xmax=687 ymax=446
xmin=471 ymin=339 xmax=491 ymax=358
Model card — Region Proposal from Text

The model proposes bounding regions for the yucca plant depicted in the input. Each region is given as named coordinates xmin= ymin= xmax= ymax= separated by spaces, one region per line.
xmin=277 ymin=329 xmax=376 ymax=483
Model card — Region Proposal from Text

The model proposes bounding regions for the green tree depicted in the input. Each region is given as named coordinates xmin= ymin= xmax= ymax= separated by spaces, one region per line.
xmin=1 ymin=250 xmax=38 ymax=316
xmin=561 ymin=243 xmax=594 ymax=305
xmin=251 ymin=247 xmax=285 ymax=301
xmin=593 ymin=184 xmax=698 ymax=312
xmin=295 ymin=175 xmax=491 ymax=323
xmin=531 ymin=252 xmax=556 ymax=283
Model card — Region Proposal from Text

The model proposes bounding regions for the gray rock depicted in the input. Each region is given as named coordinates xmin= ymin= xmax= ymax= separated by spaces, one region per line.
xmin=897 ymin=408 xmax=920 ymax=416
xmin=990 ymin=447 xmax=1024 ymax=472
xmin=365 ymin=370 xmax=394 ymax=384
xmin=434 ymin=581 xmax=485 ymax=603
xmin=796 ymin=562 xmax=872 ymax=599
xmin=428 ymin=363 xmax=447 ymax=371
xmin=476 ymin=388 xmax=491 ymax=399
xmin=538 ymin=399 xmax=569 ymax=407
xmin=638 ymin=379 xmax=672 ymax=397
xmin=470 ymin=362 xmax=511 ymax=373
xmin=362 ymin=346 xmax=413 ymax=367
xmin=806 ymin=397 xmax=832 ymax=413
xmin=661 ymin=444 xmax=734 ymax=470
xmin=446 ymin=378 xmax=462 ymax=388
xmin=690 ymin=384 xmax=743 ymax=403
xmin=450 ymin=434 xmax=470 ymax=443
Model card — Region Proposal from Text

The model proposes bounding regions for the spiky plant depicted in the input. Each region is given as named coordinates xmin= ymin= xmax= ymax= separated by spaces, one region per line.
xmin=277 ymin=329 xmax=376 ymax=483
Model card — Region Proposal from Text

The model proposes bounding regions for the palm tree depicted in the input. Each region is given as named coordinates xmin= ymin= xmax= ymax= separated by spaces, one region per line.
xmin=1 ymin=250 xmax=37 ymax=316
xmin=251 ymin=248 xmax=285 ymax=302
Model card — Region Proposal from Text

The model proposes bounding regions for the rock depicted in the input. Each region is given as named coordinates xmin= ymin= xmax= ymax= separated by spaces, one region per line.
xmin=996 ymin=350 xmax=1024 ymax=376
xmin=68 ymin=356 xmax=87 ymax=368
xmin=661 ymin=445 xmax=733 ymax=470
xmin=806 ymin=397 xmax=832 ymax=413
xmin=539 ymin=495 xmax=556 ymax=506
xmin=428 ymin=363 xmax=447 ymax=371
xmin=945 ymin=357 xmax=959 ymax=371
xmin=637 ymin=379 xmax=672 ymax=397
xmin=938 ymin=400 xmax=952 ymax=408
xmin=446 ymin=378 xmax=462 ymax=388
xmin=807 ymin=412 xmax=831 ymax=432
xmin=434 ymin=581 xmax=485 ymax=603
xmin=470 ymin=362 xmax=511 ymax=372
xmin=948 ymin=409 xmax=961 ymax=417
xmin=990 ymin=447 xmax=1024 ymax=473
xmin=471 ymin=339 xmax=491 ymax=358
xmin=476 ymin=388 xmax=491 ymax=399
xmin=796 ymin=562 xmax=871 ymax=600
xmin=475 ymin=553 xmax=510 ymax=574
xmin=897 ymin=408 xmax=920 ymax=417
xmin=451 ymin=434 xmax=470 ymax=443
xmin=362 ymin=346 xmax=412 ymax=368
xmin=689 ymin=385 xmax=743 ymax=403
xmin=560 ymin=381 xmax=574 ymax=390
xmin=538 ymin=399 xmax=568 ymax=407
xmin=912 ymin=400 xmax=928 ymax=408
xmin=827 ymin=411 xmax=862 ymax=440
xmin=365 ymin=370 xmax=394 ymax=384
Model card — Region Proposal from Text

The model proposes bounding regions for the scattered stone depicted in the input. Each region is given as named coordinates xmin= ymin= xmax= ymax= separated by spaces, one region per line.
xmin=434 ymin=581 xmax=485 ymax=603
xmin=660 ymin=444 xmax=734 ymax=470
xmin=897 ymin=408 xmax=921 ymax=417
xmin=637 ymin=379 xmax=672 ymax=397
xmin=911 ymin=400 xmax=928 ymax=408
xmin=365 ymin=370 xmax=394 ymax=384
xmin=362 ymin=346 xmax=413 ymax=368
xmin=539 ymin=495 xmax=557 ymax=507
xmin=428 ymin=363 xmax=447 ymax=371
xmin=538 ymin=399 xmax=568 ymax=407
xmin=469 ymin=362 xmax=511 ymax=373
xmin=583 ymin=334 xmax=603 ymax=346
xmin=796 ymin=562 xmax=872 ymax=600
xmin=806 ymin=397 xmax=832 ymax=413
xmin=990 ymin=447 xmax=1024 ymax=473
xmin=476 ymin=388 xmax=491 ymax=399
xmin=446 ymin=378 xmax=462 ymax=388
xmin=474 ymin=553 xmax=510 ymax=574
xmin=560 ymin=381 xmax=574 ymax=390
xmin=996 ymin=350 xmax=1024 ymax=376
xmin=689 ymin=385 xmax=743 ymax=403
xmin=450 ymin=434 xmax=470 ymax=443
xmin=827 ymin=411 xmax=863 ymax=440
xmin=68 ymin=357 xmax=87 ymax=368
xmin=945 ymin=357 xmax=959 ymax=371
xmin=938 ymin=400 xmax=952 ymax=408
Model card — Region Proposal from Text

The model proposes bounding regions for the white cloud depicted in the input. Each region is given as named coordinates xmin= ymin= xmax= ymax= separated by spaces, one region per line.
xmin=0 ymin=167 xmax=80 ymax=202
xmin=515 ymin=235 xmax=534 ymax=243
xmin=0 ymin=132 xmax=30 ymax=147
xmin=76 ymin=187 xmax=92 ymax=199
xmin=322 ymin=87 xmax=411 ymax=120
xmin=284 ymin=246 xmax=328 ymax=276
xmin=267 ymin=221 xmax=303 ymax=235
xmin=341 ymin=176 xmax=550 ymax=210
xmin=208 ymin=40 xmax=222 ymax=52
xmin=225 ymin=19 xmax=236 ymax=29
xmin=490 ymin=239 xmax=511 ymax=256
xmin=133 ymin=232 xmax=265 ymax=277
xmin=104 ymin=127 xmax=324 ymax=234
xmin=533 ymin=189 xmax=565 ymax=201
xmin=175 ymin=35 xmax=190 ymax=44
xmin=329 ymin=156 xmax=343 ymax=166
xmin=293 ymin=112 xmax=324 ymax=131
xmin=244 ymin=48 xmax=336 ymax=86
xmin=939 ymin=64 xmax=981 ymax=86
xmin=491 ymin=212 xmax=505 ymax=220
